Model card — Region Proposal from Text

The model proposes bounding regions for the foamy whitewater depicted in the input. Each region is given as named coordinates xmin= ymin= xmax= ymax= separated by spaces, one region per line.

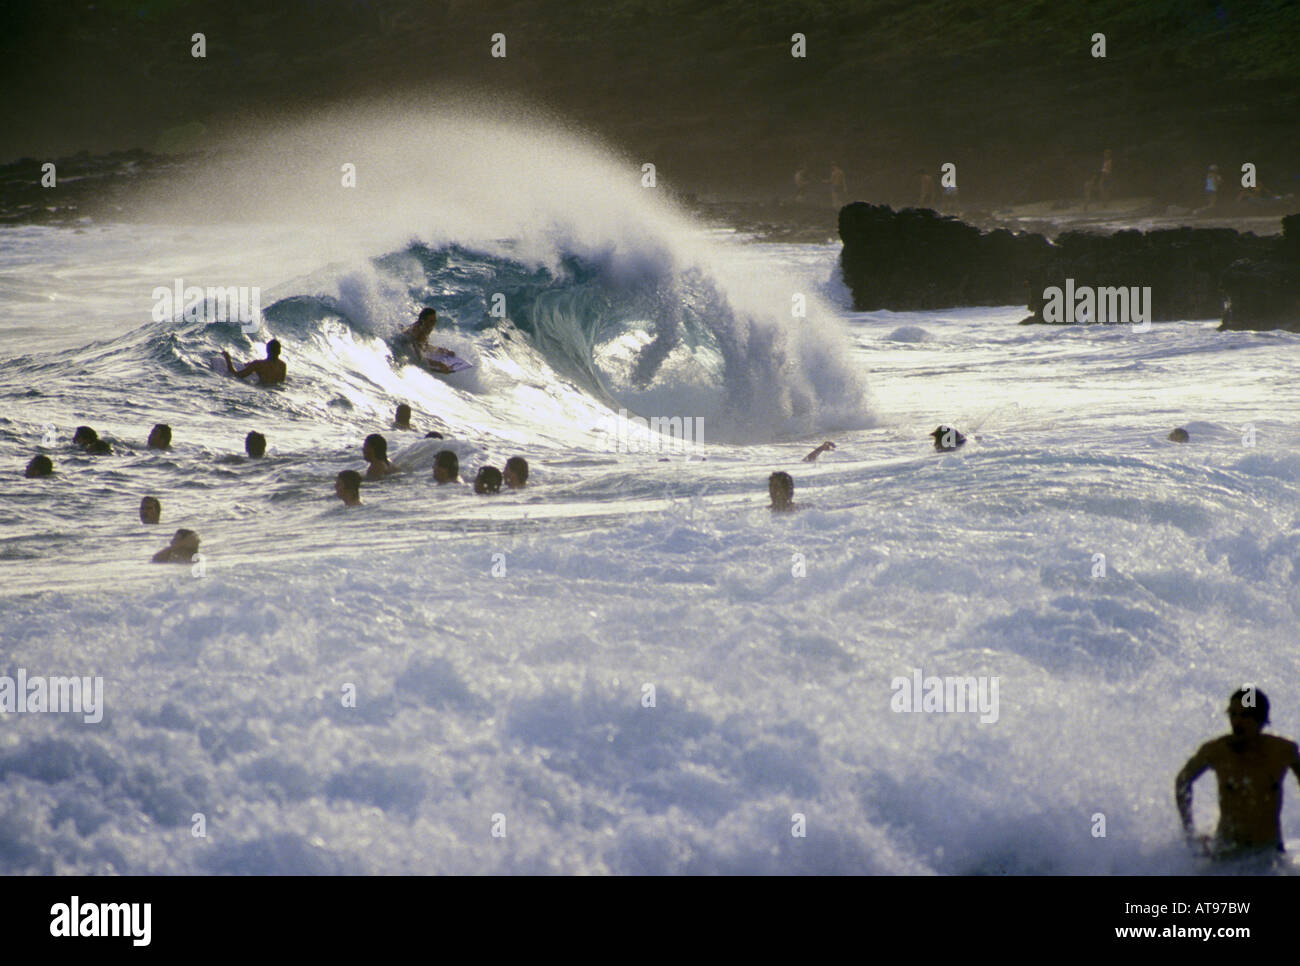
xmin=2 ymin=105 xmax=1298 ymax=874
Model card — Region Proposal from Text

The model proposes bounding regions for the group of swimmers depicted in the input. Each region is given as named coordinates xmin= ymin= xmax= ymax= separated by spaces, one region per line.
xmin=338 ymin=414 xmax=530 ymax=507
xmin=23 ymin=404 xmax=534 ymax=560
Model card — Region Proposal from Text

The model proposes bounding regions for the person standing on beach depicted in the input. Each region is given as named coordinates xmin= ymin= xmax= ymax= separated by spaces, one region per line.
xmin=1203 ymin=164 xmax=1223 ymax=210
xmin=794 ymin=164 xmax=810 ymax=203
xmin=1098 ymin=149 xmax=1114 ymax=203
xmin=827 ymin=162 xmax=848 ymax=210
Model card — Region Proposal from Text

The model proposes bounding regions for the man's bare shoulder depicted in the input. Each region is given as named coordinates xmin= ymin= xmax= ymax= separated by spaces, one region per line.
xmin=1262 ymin=735 xmax=1300 ymax=760
xmin=1192 ymin=736 xmax=1233 ymax=762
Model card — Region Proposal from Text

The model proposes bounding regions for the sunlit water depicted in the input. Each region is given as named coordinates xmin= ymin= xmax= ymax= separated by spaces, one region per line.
xmin=1 ymin=109 xmax=1298 ymax=874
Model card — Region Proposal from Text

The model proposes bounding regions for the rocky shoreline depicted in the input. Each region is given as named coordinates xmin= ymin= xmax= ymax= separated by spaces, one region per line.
xmin=837 ymin=203 xmax=1300 ymax=333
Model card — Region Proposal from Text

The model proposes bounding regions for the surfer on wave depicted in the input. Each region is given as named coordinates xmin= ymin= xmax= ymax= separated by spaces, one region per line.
xmin=401 ymin=308 xmax=459 ymax=374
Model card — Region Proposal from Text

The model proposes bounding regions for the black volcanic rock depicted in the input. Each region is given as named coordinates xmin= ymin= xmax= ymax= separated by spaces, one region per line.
xmin=838 ymin=203 xmax=1296 ymax=329
xmin=1219 ymin=214 xmax=1300 ymax=332
xmin=837 ymin=204 xmax=1050 ymax=310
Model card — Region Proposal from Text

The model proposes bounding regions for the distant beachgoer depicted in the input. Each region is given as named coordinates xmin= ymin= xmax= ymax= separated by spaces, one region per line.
xmin=245 ymin=431 xmax=266 ymax=458
xmin=1168 ymin=427 xmax=1190 ymax=443
xmin=395 ymin=404 xmax=412 ymax=430
xmin=1099 ymin=149 xmax=1114 ymax=202
xmin=224 ymin=339 xmax=286 ymax=385
xmin=1204 ymin=165 xmax=1223 ymax=209
xmin=803 ymin=441 xmax=836 ymax=462
xmin=152 ymin=528 xmax=199 ymax=563
xmin=139 ymin=496 xmax=161 ymax=524
xmin=827 ymin=162 xmax=848 ymax=210
xmin=147 ymin=423 xmax=172 ymax=450
xmin=474 ymin=466 xmax=503 ymax=494
xmin=335 ymin=470 xmax=362 ymax=507
xmin=918 ymin=169 xmax=937 ymax=208
xmin=1082 ymin=175 xmax=1098 ymax=212
xmin=363 ymin=434 xmax=395 ymax=479
xmin=24 ymin=455 xmax=53 ymax=478
xmin=504 ymin=456 xmax=529 ymax=489
xmin=769 ymin=471 xmax=796 ymax=513
xmin=794 ymin=164 xmax=810 ymax=203
xmin=1177 ymin=687 xmax=1300 ymax=858
xmin=931 ymin=425 xmax=966 ymax=451
xmin=433 ymin=449 xmax=461 ymax=484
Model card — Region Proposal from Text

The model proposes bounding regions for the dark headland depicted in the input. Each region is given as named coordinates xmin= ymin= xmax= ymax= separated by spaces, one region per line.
xmin=838 ymin=204 xmax=1300 ymax=332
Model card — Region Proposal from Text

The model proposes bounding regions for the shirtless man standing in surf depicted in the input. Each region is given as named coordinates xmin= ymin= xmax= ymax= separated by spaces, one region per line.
xmin=1176 ymin=687 xmax=1300 ymax=859
xmin=224 ymin=339 xmax=286 ymax=385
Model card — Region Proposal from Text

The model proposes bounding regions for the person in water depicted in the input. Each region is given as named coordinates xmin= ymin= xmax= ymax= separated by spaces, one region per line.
xmin=769 ymin=471 xmax=796 ymax=512
xmin=504 ymin=456 xmax=529 ymax=489
xmin=152 ymin=528 xmax=199 ymax=563
xmin=223 ymin=339 xmax=286 ymax=385
xmin=245 ymin=431 xmax=266 ymax=458
xmin=803 ymin=441 xmax=836 ymax=462
xmin=433 ymin=449 xmax=461 ymax=484
xmin=73 ymin=426 xmax=112 ymax=454
xmin=394 ymin=404 xmax=412 ymax=430
xmin=931 ymin=425 xmax=966 ymax=451
xmin=1168 ymin=427 xmax=1190 ymax=443
xmin=474 ymin=466 xmax=503 ymax=494
xmin=139 ymin=496 xmax=161 ymax=524
xmin=363 ymin=434 xmax=395 ymax=479
xmin=25 ymin=455 xmax=54 ymax=478
xmin=1176 ymin=687 xmax=1300 ymax=858
xmin=147 ymin=423 xmax=172 ymax=450
xmin=402 ymin=308 xmax=456 ymax=373
xmin=335 ymin=470 xmax=362 ymax=507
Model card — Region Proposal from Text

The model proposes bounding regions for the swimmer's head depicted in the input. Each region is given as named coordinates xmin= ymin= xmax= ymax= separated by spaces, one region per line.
xmin=1168 ymin=427 xmax=1190 ymax=443
xmin=151 ymin=528 xmax=198 ymax=563
xmin=147 ymin=423 xmax=172 ymax=450
xmin=424 ymin=431 xmax=444 ymax=440
xmin=86 ymin=439 xmax=112 ymax=455
xmin=1228 ymin=687 xmax=1269 ymax=736
xmin=266 ymin=339 xmax=282 ymax=360
xmin=335 ymin=469 xmax=362 ymax=506
xmin=931 ymin=425 xmax=966 ymax=451
xmin=395 ymin=404 xmax=412 ymax=429
xmin=72 ymin=426 xmax=98 ymax=447
xmin=416 ymin=308 xmax=438 ymax=332
xmin=769 ymin=471 xmax=794 ymax=510
xmin=504 ymin=456 xmax=529 ymax=489
xmin=170 ymin=529 xmax=199 ymax=555
xmin=244 ymin=431 xmax=266 ymax=458
xmin=24 ymin=455 xmax=53 ymax=478
xmin=474 ymin=466 xmax=503 ymax=494
xmin=363 ymin=433 xmax=388 ymax=463
xmin=139 ymin=495 xmax=161 ymax=524
xmin=433 ymin=449 xmax=460 ymax=484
